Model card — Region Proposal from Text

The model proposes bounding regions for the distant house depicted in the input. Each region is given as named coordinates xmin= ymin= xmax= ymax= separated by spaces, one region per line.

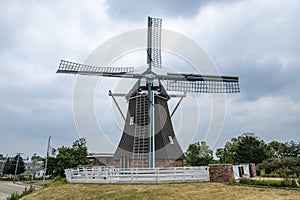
xmin=34 ymin=168 xmax=45 ymax=178
xmin=87 ymin=153 xmax=114 ymax=166
xmin=24 ymin=160 xmax=32 ymax=170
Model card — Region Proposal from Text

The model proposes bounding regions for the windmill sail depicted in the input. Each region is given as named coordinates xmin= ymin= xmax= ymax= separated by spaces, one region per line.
xmin=147 ymin=17 xmax=162 ymax=69
xmin=161 ymin=73 xmax=240 ymax=93
xmin=57 ymin=60 xmax=134 ymax=76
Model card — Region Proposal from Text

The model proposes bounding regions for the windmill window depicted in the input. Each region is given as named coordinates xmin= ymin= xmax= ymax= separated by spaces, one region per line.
xmin=168 ymin=136 xmax=174 ymax=145
xmin=130 ymin=116 xmax=135 ymax=125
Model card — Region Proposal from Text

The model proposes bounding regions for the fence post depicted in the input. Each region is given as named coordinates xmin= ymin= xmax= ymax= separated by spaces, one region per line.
xmin=156 ymin=168 xmax=159 ymax=183
xmin=131 ymin=168 xmax=133 ymax=183
xmin=85 ymin=167 xmax=88 ymax=183
xmin=183 ymin=167 xmax=186 ymax=182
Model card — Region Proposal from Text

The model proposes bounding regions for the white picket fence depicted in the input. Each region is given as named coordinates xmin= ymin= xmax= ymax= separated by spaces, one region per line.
xmin=65 ymin=166 xmax=210 ymax=183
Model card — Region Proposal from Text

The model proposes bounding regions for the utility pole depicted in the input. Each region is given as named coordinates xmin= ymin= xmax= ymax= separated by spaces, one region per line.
xmin=13 ymin=153 xmax=23 ymax=183
xmin=43 ymin=136 xmax=51 ymax=185
xmin=31 ymin=153 xmax=37 ymax=183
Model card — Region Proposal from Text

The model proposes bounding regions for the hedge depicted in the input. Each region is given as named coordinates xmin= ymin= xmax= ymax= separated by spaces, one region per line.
xmin=239 ymin=178 xmax=298 ymax=188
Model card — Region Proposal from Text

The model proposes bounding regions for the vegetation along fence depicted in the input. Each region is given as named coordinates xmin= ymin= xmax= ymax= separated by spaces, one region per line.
xmin=65 ymin=166 xmax=210 ymax=183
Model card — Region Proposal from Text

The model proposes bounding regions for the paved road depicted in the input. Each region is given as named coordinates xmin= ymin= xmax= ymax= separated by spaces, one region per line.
xmin=0 ymin=181 xmax=28 ymax=200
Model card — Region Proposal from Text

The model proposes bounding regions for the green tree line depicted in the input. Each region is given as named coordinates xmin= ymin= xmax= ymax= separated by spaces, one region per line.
xmin=185 ymin=133 xmax=300 ymax=177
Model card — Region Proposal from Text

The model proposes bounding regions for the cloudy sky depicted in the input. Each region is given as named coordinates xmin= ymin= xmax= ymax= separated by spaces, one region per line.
xmin=1 ymin=0 xmax=300 ymax=159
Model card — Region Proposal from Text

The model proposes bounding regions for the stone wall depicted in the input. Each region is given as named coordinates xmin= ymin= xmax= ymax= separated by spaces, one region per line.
xmin=209 ymin=164 xmax=234 ymax=182
xmin=249 ymin=163 xmax=257 ymax=177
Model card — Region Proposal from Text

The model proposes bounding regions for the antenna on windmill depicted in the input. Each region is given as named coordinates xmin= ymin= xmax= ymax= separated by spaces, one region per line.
xmin=57 ymin=16 xmax=240 ymax=169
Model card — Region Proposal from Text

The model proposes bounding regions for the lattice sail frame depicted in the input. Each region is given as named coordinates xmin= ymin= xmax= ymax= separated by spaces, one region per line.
xmin=164 ymin=80 xmax=240 ymax=93
xmin=57 ymin=60 xmax=134 ymax=75
xmin=147 ymin=17 xmax=162 ymax=68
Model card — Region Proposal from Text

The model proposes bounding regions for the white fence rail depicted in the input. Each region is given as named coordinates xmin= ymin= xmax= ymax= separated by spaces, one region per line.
xmin=65 ymin=166 xmax=210 ymax=183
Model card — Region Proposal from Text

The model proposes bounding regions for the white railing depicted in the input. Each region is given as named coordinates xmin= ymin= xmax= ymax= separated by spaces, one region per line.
xmin=65 ymin=166 xmax=209 ymax=183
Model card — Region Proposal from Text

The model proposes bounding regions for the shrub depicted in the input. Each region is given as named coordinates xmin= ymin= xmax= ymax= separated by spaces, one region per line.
xmin=281 ymin=180 xmax=298 ymax=188
xmin=239 ymin=178 xmax=252 ymax=185
xmin=279 ymin=173 xmax=287 ymax=178
xmin=231 ymin=176 xmax=236 ymax=184
xmin=43 ymin=175 xmax=67 ymax=188
xmin=52 ymin=175 xmax=67 ymax=183
xmin=239 ymin=178 xmax=298 ymax=188
xmin=6 ymin=186 xmax=35 ymax=200
xmin=288 ymin=174 xmax=297 ymax=178
xmin=258 ymin=157 xmax=299 ymax=177
xmin=261 ymin=173 xmax=280 ymax=178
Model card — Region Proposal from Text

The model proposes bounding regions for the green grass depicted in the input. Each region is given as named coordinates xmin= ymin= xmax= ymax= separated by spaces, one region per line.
xmin=20 ymin=182 xmax=300 ymax=200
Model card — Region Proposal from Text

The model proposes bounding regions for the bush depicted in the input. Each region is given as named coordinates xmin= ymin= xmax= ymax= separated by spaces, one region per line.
xmin=231 ymin=176 xmax=236 ymax=184
xmin=279 ymin=173 xmax=287 ymax=178
xmin=42 ymin=175 xmax=67 ymax=188
xmin=6 ymin=186 xmax=35 ymax=200
xmin=261 ymin=173 xmax=280 ymax=178
xmin=239 ymin=178 xmax=298 ymax=188
xmin=52 ymin=175 xmax=67 ymax=183
xmin=281 ymin=180 xmax=298 ymax=188
xmin=239 ymin=178 xmax=252 ymax=185
xmin=258 ymin=157 xmax=300 ymax=177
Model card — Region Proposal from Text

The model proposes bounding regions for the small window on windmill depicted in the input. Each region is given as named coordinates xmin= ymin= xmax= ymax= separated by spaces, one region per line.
xmin=130 ymin=116 xmax=135 ymax=125
xmin=168 ymin=136 xmax=174 ymax=145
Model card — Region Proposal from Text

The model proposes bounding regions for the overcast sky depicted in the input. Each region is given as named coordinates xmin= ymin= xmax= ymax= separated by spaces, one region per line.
xmin=1 ymin=0 xmax=300 ymax=159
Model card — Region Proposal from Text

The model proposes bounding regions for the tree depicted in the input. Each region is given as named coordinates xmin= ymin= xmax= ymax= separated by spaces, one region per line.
xmin=216 ymin=133 xmax=269 ymax=164
xmin=216 ymin=138 xmax=239 ymax=164
xmin=3 ymin=155 xmax=25 ymax=175
xmin=185 ymin=141 xmax=214 ymax=166
xmin=47 ymin=138 xmax=90 ymax=177
xmin=267 ymin=141 xmax=288 ymax=159
xmin=31 ymin=154 xmax=43 ymax=162
xmin=235 ymin=134 xmax=269 ymax=164
xmin=45 ymin=157 xmax=57 ymax=176
xmin=284 ymin=141 xmax=300 ymax=157
xmin=3 ymin=157 xmax=12 ymax=175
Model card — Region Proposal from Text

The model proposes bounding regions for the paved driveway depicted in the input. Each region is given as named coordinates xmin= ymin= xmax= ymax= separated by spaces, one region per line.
xmin=0 ymin=181 xmax=28 ymax=200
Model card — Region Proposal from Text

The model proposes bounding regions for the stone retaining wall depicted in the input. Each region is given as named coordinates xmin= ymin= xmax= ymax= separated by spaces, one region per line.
xmin=209 ymin=164 xmax=233 ymax=182
xmin=249 ymin=163 xmax=257 ymax=177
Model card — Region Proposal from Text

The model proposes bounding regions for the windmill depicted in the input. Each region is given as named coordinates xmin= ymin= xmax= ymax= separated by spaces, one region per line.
xmin=57 ymin=17 xmax=240 ymax=169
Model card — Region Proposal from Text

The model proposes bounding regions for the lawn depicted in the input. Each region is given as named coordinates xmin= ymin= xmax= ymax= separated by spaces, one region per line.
xmin=21 ymin=182 xmax=300 ymax=200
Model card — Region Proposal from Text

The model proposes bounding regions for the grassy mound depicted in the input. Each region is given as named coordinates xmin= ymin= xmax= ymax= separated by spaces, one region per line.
xmin=20 ymin=182 xmax=300 ymax=200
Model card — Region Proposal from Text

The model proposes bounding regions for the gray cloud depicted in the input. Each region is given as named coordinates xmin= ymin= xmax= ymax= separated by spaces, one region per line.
xmin=106 ymin=0 xmax=240 ymax=21
xmin=1 ymin=0 xmax=300 ymax=158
